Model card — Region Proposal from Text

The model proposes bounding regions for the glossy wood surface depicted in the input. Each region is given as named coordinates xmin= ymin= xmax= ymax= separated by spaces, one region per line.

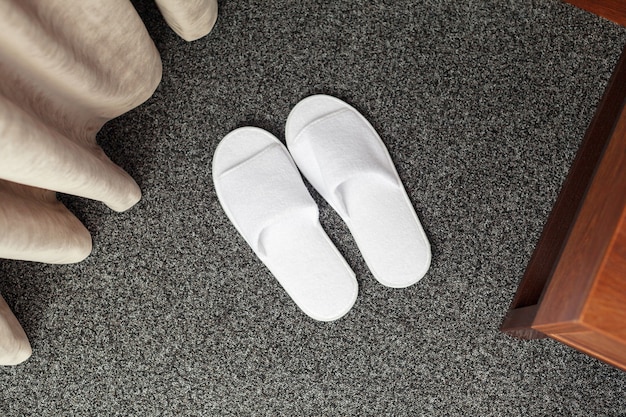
xmin=532 ymin=101 xmax=626 ymax=329
xmin=583 ymin=218 xmax=626 ymax=341
xmin=565 ymin=0 xmax=626 ymax=26
xmin=552 ymin=329 xmax=626 ymax=372
xmin=532 ymin=114 xmax=626 ymax=373
xmin=502 ymin=45 xmax=626 ymax=371
xmin=501 ymin=44 xmax=626 ymax=339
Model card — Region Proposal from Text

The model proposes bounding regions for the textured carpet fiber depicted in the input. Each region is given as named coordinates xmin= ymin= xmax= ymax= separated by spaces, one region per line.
xmin=1 ymin=0 xmax=626 ymax=415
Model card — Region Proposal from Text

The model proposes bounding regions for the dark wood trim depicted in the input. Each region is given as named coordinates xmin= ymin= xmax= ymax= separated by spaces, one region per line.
xmin=500 ymin=305 xmax=543 ymax=339
xmin=551 ymin=329 xmax=626 ymax=372
xmin=564 ymin=0 xmax=626 ymax=26
xmin=501 ymin=45 xmax=626 ymax=339
xmin=533 ymin=97 xmax=626 ymax=329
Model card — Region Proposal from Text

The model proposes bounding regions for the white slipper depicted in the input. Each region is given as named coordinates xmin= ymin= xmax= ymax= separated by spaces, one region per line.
xmin=286 ymin=95 xmax=431 ymax=288
xmin=212 ymin=127 xmax=358 ymax=321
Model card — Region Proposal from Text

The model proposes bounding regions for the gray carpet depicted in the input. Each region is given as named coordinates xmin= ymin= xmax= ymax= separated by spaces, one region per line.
xmin=1 ymin=0 xmax=626 ymax=415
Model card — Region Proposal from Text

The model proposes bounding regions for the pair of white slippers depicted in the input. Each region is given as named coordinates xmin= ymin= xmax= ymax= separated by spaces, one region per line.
xmin=213 ymin=95 xmax=431 ymax=321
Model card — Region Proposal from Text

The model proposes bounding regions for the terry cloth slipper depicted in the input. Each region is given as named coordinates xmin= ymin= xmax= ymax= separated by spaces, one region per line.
xmin=212 ymin=127 xmax=358 ymax=321
xmin=286 ymin=95 xmax=431 ymax=288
